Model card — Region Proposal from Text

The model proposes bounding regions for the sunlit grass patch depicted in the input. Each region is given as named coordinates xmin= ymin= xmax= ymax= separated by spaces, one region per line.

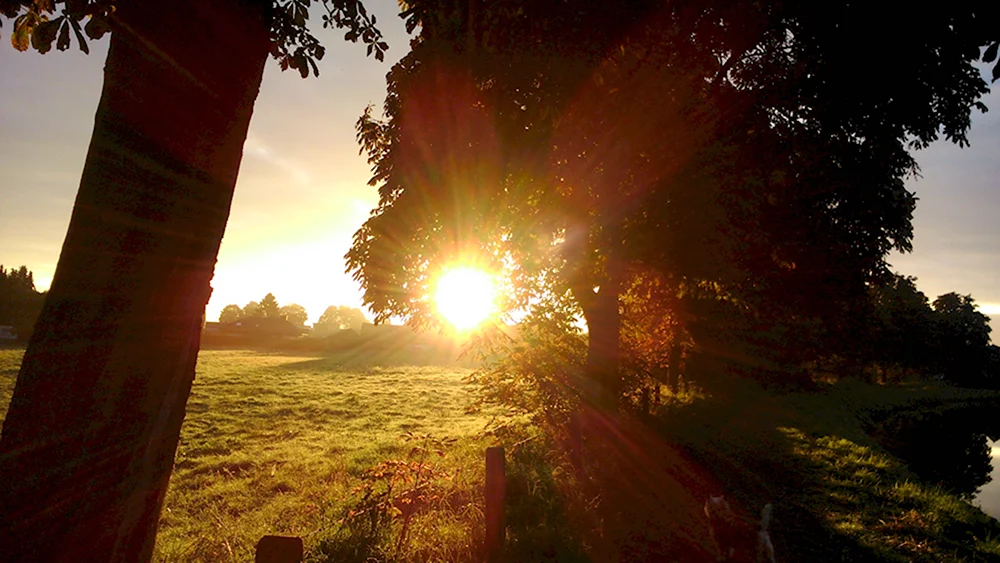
xmin=772 ymin=392 xmax=1000 ymax=562
xmin=0 ymin=348 xmax=22 ymax=425
xmin=152 ymin=350 xmax=494 ymax=562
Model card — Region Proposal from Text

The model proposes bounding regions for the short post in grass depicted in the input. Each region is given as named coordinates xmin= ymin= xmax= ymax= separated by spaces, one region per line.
xmin=255 ymin=535 xmax=303 ymax=563
xmin=485 ymin=446 xmax=506 ymax=562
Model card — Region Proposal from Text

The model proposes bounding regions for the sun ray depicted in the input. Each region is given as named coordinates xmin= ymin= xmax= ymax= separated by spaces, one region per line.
xmin=434 ymin=267 xmax=496 ymax=330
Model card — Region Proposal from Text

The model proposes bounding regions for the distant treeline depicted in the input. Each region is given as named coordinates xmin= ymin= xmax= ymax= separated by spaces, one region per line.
xmin=671 ymin=272 xmax=1000 ymax=390
xmin=860 ymin=274 xmax=997 ymax=387
xmin=0 ymin=265 xmax=45 ymax=343
xmin=216 ymin=294 xmax=367 ymax=335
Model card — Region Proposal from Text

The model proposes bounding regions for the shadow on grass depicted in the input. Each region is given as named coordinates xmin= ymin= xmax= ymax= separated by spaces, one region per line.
xmin=308 ymin=436 xmax=592 ymax=563
xmin=649 ymin=379 xmax=1000 ymax=562
xmin=502 ymin=440 xmax=591 ymax=562
xmin=270 ymin=347 xmax=475 ymax=374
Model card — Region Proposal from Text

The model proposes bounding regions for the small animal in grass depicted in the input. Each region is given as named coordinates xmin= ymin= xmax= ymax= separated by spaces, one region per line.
xmin=704 ymin=496 xmax=777 ymax=562
xmin=704 ymin=495 xmax=743 ymax=561
xmin=757 ymin=503 xmax=776 ymax=563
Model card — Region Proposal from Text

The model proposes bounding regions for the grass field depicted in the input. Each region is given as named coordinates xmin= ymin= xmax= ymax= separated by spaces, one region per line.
xmin=4 ymin=348 xmax=1000 ymax=561
xmin=0 ymin=348 xmax=505 ymax=562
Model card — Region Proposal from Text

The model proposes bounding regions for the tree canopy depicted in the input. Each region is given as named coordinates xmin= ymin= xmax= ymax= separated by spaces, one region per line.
xmin=347 ymin=0 xmax=998 ymax=403
xmin=259 ymin=292 xmax=281 ymax=318
xmin=218 ymin=295 xmax=307 ymax=325
xmin=315 ymin=304 xmax=367 ymax=333
xmin=1 ymin=0 xmax=387 ymax=73
xmin=0 ymin=265 xmax=45 ymax=342
xmin=280 ymin=303 xmax=309 ymax=326
xmin=219 ymin=304 xmax=243 ymax=324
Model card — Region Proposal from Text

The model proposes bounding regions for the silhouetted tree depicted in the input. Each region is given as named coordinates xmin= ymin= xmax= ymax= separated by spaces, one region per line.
xmin=315 ymin=305 xmax=367 ymax=334
xmin=279 ymin=303 xmax=308 ymax=327
xmin=0 ymin=0 xmax=388 ymax=559
xmin=864 ymin=274 xmax=936 ymax=380
xmin=243 ymin=300 xmax=263 ymax=318
xmin=259 ymin=292 xmax=281 ymax=318
xmin=0 ymin=265 xmax=46 ymax=343
xmin=218 ymin=304 xmax=244 ymax=324
xmin=932 ymin=292 xmax=993 ymax=386
xmin=347 ymin=0 xmax=998 ymax=409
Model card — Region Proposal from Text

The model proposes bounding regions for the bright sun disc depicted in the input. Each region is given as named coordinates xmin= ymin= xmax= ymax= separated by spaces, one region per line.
xmin=434 ymin=267 xmax=496 ymax=330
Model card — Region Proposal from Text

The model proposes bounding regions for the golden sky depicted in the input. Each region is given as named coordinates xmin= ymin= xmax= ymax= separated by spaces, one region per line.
xmin=0 ymin=2 xmax=997 ymax=325
xmin=0 ymin=1 xmax=410 ymax=324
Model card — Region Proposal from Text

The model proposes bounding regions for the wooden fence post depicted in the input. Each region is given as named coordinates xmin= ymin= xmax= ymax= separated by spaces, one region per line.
xmin=255 ymin=535 xmax=303 ymax=563
xmin=485 ymin=446 xmax=506 ymax=562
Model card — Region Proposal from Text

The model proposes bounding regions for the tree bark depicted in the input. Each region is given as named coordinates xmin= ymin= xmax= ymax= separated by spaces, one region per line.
xmin=584 ymin=280 xmax=623 ymax=408
xmin=583 ymin=220 xmax=625 ymax=410
xmin=667 ymin=341 xmax=682 ymax=395
xmin=0 ymin=1 xmax=269 ymax=560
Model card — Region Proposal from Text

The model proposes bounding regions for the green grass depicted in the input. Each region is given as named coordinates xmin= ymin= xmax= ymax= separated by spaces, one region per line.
xmin=0 ymin=348 xmax=500 ymax=562
xmin=656 ymin=377 xmax=1000 ymax=561
xmin=0 ymin=348 xmax=19 ymax=423
xmin=157 ymin=351 xmax=496 ymax=562
xmin=4 ymin=348 xmax=1000 ymax=561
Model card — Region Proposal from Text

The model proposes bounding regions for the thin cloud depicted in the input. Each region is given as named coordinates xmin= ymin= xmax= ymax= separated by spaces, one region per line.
xmin=244 ymin=136 xmax=313 ymax=185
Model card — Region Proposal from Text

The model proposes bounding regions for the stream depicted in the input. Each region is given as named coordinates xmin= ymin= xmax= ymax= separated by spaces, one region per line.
xmin=874 ymin=405 xmax=1000 ymax=518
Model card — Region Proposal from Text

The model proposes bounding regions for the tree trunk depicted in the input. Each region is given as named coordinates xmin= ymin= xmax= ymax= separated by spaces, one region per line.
xmin=583 ymin=218 xmax=625 ymax=410
xmin=585 ymin=282 xmax=623 ymax=409
xmin=667 ymin=341 xmax=682 ymax=395
xmin=0 ymin=1 xmax=269 ymax=560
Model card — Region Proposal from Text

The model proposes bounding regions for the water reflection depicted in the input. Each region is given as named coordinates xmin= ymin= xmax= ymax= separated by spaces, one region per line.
xmin=875 ymin=407 xmax=1000 ymax=500
xmin=973 ymin=441 xmax=1000 ymax=519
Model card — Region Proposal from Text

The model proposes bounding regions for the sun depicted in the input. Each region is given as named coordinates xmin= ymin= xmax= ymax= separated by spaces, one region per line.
xmin=433 ymin=267 xmax=497 ymax=330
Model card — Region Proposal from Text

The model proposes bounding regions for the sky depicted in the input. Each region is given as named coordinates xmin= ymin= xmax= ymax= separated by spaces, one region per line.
xmin=1 ymin=4 xmax=998 ymax=326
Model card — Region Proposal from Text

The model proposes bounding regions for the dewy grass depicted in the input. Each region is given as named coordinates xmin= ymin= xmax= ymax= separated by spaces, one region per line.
xmin=0 ymin=348 xmax=19 ymax=425
xmin=4 ymin=348 xmax=1000 ymax=561
xmin=659 ymin=378 xmax=1000 ymax=562
xmin=152 ymin=351 xmax=495 ymax=562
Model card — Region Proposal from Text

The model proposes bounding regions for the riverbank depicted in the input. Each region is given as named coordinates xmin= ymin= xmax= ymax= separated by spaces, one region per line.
xmin=653 ymin=378 xmax=1000 ymax=561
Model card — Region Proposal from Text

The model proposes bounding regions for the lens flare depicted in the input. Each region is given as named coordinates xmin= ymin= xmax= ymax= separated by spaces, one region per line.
xmin=434 ymin=267 xmax=496 ymax=330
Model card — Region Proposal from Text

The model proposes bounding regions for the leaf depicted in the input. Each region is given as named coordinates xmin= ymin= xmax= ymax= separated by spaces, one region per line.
xmin=984 ymin=43 xmax=999 ymax=64
xmin=12 ymin=14 xmax=32 ymax=52
xmin=30 ymin=18 xmax=60 ymax=54
xmin=70 ymin=17 xmax=88 ymax=54
xmin=84 ymin=15 xmax=109 ymax=40
xmin=33 ymin=0 xmax=55 ymax=13
xmin=56 ymin=19 xmax=70 ymax=51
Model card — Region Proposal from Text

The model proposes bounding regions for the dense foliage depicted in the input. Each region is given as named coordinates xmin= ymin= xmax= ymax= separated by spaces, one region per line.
xmin=315 ymin=305 xmax=368 ymax=333
xmin=217 ymin=294 xmax=309 ymax=326
xmin=843 ymin=273 xmax=997 ymax=387
xmin=347 ymin=0 xmax=999 ymax=408
xmin=1 ymin=0 xmax=386 ymax=75
xmin=0 ymin=265 xmax=45 ymax=343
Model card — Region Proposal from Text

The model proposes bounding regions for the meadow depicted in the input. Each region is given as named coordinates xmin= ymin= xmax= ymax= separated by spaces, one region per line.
xmin=0 ymin=349 xmax=508 ymax=562
xmin=4 ymin=347 xmax=1000 ymax=561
